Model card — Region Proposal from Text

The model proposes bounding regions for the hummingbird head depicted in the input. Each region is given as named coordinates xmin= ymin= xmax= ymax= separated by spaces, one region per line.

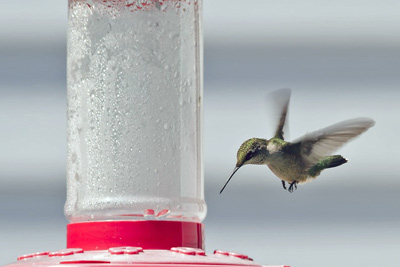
xmin=220 ymin=138 xmax=268 ymax=194
xmin=236 ymin=138 xmax=269 ymax=167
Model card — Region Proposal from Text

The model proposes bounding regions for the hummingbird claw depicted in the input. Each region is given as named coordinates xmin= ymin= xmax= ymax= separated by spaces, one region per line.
xmin=288 ymin=181 xmax=298 ymax=193
xmin=281 ymin=180 xmax=287 ymax=190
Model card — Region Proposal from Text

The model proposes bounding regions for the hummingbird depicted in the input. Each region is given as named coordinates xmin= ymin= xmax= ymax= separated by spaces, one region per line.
xmin=220 ymin=89 xmax=375 ymax=193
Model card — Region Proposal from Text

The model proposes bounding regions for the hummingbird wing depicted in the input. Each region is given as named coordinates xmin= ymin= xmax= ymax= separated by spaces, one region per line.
xmin=292 ymin=117 xmax=375 ymax=167
xmin=267 ymin=88 xmax=291 ymax=140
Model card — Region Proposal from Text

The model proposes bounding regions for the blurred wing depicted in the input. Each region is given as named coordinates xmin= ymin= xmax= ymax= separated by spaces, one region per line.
xmin=266 ymin=88 xmax=291 ymax=140
xmin=292 ymin=117 xmax=375 ymax=167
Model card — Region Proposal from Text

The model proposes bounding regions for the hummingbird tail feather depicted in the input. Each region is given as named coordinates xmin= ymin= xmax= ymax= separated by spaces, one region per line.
xmin=308 ymin=155 xmax=347 ymax=177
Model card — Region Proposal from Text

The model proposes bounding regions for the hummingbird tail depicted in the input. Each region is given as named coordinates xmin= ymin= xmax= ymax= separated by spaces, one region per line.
xmin=326 ymin=155 xmax=348 ymax=168
xmin=308 ymin=155 xmax=347 ymax=177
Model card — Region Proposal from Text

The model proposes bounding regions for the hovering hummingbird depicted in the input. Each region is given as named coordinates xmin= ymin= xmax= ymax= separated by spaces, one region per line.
xmin=220 ymin=89 xmax=375 ymax=193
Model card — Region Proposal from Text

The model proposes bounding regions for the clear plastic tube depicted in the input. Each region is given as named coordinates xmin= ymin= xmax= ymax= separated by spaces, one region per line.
xmin=65 ymin=0 xmax=205 ymax=223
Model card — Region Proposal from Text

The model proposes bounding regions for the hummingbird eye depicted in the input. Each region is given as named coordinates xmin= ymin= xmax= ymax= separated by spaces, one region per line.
xmin=245 ymin=151 xmax=253 ymax=161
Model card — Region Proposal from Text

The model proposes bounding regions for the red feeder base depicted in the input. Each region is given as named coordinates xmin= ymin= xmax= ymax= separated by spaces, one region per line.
xmin=4 ymin=221 xmax=290 ymax=267
xmin=7 ymin=248 xmax=289 ymax=267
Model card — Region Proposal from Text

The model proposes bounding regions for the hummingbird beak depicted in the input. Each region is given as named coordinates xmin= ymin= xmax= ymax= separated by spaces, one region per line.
xmin=219 ymin=166 xmax=241 ymax=194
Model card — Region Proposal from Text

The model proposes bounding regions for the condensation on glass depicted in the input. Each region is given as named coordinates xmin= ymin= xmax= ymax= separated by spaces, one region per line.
xmin=65 ymin=0 xmax=205 ymax=223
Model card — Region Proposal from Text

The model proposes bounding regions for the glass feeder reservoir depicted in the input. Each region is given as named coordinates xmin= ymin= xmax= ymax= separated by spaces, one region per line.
xmin=65 ymin=0 xmax=205 ymax=224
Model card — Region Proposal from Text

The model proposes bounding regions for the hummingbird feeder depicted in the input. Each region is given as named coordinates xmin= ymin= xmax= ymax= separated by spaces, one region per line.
xmin=3 ymin=1 xmax=288 ymax=267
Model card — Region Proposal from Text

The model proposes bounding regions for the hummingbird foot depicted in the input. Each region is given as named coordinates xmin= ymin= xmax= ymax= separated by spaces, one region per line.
xmin=281 ymin=180 xmax=287 ymax=190
xmin=288 ymin=181 xmax=298 ymax=193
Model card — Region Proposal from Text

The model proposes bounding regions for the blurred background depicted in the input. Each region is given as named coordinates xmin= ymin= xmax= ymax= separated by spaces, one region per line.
xmin=1 ymin=0 xmax=399 ymax=266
